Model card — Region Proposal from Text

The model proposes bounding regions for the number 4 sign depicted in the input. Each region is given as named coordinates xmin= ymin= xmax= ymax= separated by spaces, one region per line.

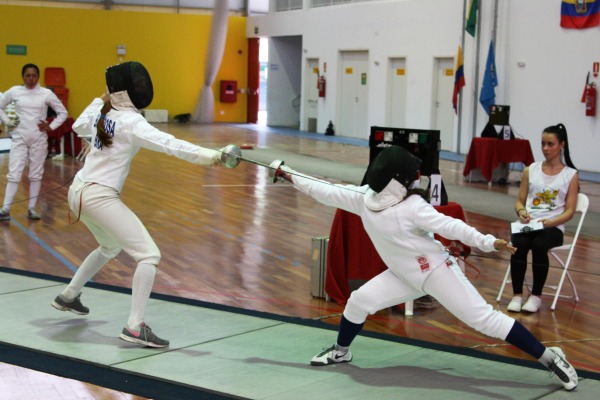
xmin=429 ymin=174 xmax=442 ymax=206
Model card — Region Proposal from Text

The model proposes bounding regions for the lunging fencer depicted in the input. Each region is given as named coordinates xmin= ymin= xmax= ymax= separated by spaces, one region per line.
xmin=269 ymin=145 xmax=578 ymax=391
xmin=51 ymin=61 xmax=240 ymax=348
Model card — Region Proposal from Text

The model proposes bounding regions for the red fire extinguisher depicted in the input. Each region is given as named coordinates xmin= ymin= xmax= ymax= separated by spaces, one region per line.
xmin=318 ymin=75 xmax=326 ymax=98
xmin=586 ymin=83 xmax=597 ymax=117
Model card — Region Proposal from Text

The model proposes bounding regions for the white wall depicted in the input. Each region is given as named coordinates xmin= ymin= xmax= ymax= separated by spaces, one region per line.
xmin=267 ymin=36 xmax=303 ymax=126
xmin=249 ymin=0 xmax=600 ymax=174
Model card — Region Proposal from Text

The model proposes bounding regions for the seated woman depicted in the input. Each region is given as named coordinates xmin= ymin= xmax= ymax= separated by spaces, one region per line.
xmin=508 ymin=123 xmax=579 ymax=313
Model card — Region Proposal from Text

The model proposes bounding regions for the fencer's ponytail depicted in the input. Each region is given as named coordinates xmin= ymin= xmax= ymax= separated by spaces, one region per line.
xmin=407 ymin=188 xmax=430 ymax=202
xmin=543 ymin=123 xmax=577 ymax=170
xmin=96 ymin=101 xmax=114 ymax=148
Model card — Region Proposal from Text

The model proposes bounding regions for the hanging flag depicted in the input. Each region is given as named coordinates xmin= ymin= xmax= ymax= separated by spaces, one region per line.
xmin=561 ymin=0 xmax=600 ymax=29
xmin=582 ymin=71 xmax=590 ymax=103
xmin=465 ymin=0 xmax=479 ymax=37
xmin=452 ymin=46 xmax=465 ymax=113
xmin=479 ymin=40 xmax=498 ymax=115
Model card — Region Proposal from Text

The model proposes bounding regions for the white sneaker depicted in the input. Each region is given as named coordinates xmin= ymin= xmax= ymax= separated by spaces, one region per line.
xmin=546 ymin=347 xmax=578 ymax=391
xmin=310 ymin=344 xmax=352 ymax=366
xmin=522 ymin=295 xmax=542 ymax=313
xmin=507 ymin=296 xmax=523 ymax=312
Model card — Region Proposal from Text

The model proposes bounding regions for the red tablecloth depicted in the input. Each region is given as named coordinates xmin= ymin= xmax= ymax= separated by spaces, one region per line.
xmin=47 ymin=116 xmax=74 ymax=139
xmin=46 ymin=117 xmax=83 ymax=156
xmin=325 ymin=202 xmax=471 ymax=305
xmin=463 ymin=138 xmax=534 ymax=182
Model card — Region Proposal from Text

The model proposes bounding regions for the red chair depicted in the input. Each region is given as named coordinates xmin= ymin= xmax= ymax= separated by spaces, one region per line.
xmin=44 ymin=67 xmax=69 ymax=109
xmin=45 ymin=67 xmax=75 ymax=158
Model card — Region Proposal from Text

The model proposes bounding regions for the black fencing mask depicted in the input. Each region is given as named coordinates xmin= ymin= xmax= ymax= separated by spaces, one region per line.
xmin=366 ymin=146 xmax=421 ymax=193
xmin=105 ymin=61 xmax=153 ymax=110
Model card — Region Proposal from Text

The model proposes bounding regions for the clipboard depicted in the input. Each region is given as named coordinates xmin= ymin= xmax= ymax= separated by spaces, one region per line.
xmin=511 ymin=220 xmax=544 ymax=234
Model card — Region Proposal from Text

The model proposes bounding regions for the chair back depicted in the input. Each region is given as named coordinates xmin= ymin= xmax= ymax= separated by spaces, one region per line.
xmin=569 ymin=193 xmax=589 ymax=247
xmin=45 ymin=67 xmax=66 ymax=87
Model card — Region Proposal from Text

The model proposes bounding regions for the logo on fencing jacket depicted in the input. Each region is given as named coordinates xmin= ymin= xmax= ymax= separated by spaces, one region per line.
xmin=417 ymin=256 xmax=430 ymax=272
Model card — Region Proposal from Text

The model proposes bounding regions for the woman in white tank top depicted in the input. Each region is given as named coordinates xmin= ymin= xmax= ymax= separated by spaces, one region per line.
xmin=508 ymin=123 xmax=579 ymax=313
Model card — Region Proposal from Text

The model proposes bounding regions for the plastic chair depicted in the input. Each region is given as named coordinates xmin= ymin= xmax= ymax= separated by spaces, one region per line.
xmin=496 ymin=193 xmax=589 ymax=311
xmin=44 ymin=67 xmax=72 ymax=159
xmin=45 ymin=67 xmax=69 ymax=108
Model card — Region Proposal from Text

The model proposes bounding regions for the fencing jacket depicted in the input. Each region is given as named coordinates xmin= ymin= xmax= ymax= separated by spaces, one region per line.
xmin=73 ymin=98 xmax=218 ymax=193
xmin=0 ymin=84 xmax=67 ymax=143
xmin=290 ymin=171 xmax=497 ymax=289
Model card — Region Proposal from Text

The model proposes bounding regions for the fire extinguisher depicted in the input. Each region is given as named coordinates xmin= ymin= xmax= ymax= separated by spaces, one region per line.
xmin=318 ymin=75 xmax=326 ymax=98
xmin=586 ymin=82 xmax=597 ymax=117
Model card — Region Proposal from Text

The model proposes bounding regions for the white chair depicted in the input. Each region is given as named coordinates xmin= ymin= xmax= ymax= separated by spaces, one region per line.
xmin=497 ymin=192 xmax=589 ymax=311
xmin=76 ymin=135 xmax=92 ymax=162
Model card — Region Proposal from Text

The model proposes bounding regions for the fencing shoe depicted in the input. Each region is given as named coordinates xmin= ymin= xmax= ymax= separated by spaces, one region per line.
xmin=310 ymin=344 xmax=352 ymax=366
xmin=545 ymin=347 xmax=578 ymax=391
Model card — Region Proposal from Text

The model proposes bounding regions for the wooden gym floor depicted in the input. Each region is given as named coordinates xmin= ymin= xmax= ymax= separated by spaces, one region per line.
xmin=0 ymin=123 xmax=599 ymax=399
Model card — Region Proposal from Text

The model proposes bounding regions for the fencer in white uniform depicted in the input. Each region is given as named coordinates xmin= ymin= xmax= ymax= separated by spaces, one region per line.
xmin=0 ymin=63 xmax=67 ymax=220
xmin=270 ymin=145 xmax=578 ymax=391
xmin=51 ymin=61 xmax=239 ymax=348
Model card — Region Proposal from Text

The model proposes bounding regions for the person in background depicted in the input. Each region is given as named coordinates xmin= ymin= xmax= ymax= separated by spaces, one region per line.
xmin=0 ymin=63 xmax=68 ymax=221
xmin=269 ymin=145 xmax=578 ymax=391
xmin=50 ymin=61 xmax=240 ymax=348
xmin=508 ymin=123 xmax=579 ymax=313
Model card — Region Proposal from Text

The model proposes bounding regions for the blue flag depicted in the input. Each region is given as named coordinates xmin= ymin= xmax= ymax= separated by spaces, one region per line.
xmin=480 ymin=40 xmax=498 ymax=114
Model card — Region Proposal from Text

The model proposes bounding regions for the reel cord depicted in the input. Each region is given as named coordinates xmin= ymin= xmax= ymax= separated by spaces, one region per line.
xmin=1 ymin=174 xmax=76 ymax=208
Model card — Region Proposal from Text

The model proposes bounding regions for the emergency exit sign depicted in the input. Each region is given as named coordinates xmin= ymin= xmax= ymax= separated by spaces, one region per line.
xmin=6 ymin=45 xmax=27 ymax=55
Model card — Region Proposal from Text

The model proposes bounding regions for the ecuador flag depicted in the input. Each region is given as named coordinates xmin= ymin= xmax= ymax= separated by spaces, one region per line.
xmin=561 ymin=0 xmax=600 ymax=29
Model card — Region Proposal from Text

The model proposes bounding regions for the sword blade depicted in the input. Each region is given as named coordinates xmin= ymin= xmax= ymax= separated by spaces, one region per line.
xmin=235 ymin=155 xmax=273 ymax=169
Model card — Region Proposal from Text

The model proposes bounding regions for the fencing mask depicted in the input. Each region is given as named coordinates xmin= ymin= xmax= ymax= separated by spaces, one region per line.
xmin=366 ymin=146 xmax=421 ymax=193
xmin=105 ymin=61 xmax=153 ymax=111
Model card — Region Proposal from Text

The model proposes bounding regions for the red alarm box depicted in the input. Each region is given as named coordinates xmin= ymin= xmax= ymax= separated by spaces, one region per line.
xmin=220 ymin=80 xmax=237 ymax=103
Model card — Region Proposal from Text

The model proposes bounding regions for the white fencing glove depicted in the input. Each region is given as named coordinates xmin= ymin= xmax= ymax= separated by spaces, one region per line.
xmin=269 ymin=160 xmax=293 ymax=183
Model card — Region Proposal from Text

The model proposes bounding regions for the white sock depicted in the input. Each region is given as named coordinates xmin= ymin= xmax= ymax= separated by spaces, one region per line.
xmin=61 ymin=249 xmax=111 ymax=300
xmin=538 ymin=348 xmax=555 ymax=367
xmin=335 ymin=344 xmax=349 ymax=353
xmin=29 ymin=180 xmax=42 ymax=210
xmin=127 ymin=263 xmax=157 ymax=331
xmin=2 ymin=181 xmax=19 ymax=211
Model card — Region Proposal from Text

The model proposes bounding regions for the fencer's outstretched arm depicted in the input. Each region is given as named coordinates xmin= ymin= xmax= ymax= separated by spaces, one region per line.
xmin=73 ymin=97 xmax=239 ymax=168
xmin=270 ymin=161 xmax=365 ymax=214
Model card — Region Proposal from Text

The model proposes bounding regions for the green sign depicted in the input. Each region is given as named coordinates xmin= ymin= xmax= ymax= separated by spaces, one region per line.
xmin=6 ymin=45 xmax=27 ymax=55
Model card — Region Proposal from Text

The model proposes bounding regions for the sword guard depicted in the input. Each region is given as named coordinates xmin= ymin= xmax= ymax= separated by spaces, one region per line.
xmin=219 ymin=144 xmax=242 ymax=169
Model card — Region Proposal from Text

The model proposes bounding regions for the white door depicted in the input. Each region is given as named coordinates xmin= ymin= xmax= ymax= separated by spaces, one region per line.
xmin=305 ymin=58 xmax=319 ymax=132
xmin=434 ymin=58 xmax=455 ymax=152
xmin=339 ymin=51 xmax=369 ymax=139
xmin=387 ymin=58 xmax=407 ymax=128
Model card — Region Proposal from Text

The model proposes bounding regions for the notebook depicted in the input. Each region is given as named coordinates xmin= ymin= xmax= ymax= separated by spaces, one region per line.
xmin=511 ymin=220 xmax=544 ymax=234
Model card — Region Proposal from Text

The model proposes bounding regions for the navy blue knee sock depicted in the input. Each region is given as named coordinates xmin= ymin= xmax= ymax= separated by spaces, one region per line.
xmin=505 ymin=320 xmax=546 ymax=359
xmin=337 ymin=316 xmax=365 ymax=348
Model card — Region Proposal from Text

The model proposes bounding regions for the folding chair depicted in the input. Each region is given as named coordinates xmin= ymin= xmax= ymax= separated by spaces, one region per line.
xmin=497 ymin=192 xmax=589 ymax=311
xmin=76 ymin=135 xmax=92 ymax=162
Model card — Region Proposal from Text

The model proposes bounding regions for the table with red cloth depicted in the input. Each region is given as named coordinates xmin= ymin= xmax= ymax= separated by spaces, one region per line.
xmin=325 ymin=202 xmax=471 ymax=305
xmin=47 ymin=116 xmax=74 ymax=140
xmin=462 ymin=138 xmax=535 ymax=183
xmin=47 ymin=116 xmax=83 ymax=156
